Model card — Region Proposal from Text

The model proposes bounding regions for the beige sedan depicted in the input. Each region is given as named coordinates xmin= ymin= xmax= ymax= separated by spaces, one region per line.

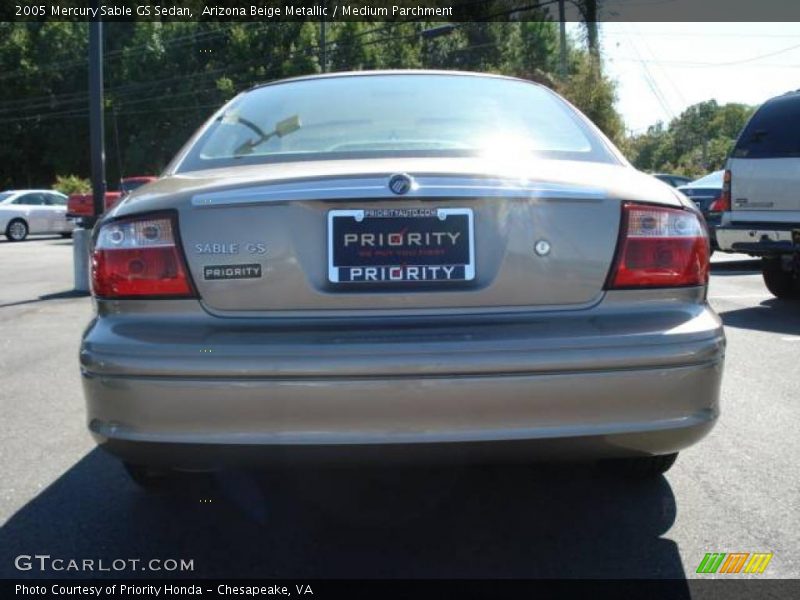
xmin=80 ymin=71 xmax=724 ymax=488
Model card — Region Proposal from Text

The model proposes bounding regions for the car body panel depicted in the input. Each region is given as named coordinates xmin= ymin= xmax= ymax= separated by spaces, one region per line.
xmin=82 ymin=71 xmax=722 ymax=467
xmin=86 ymin=369 xmax=719 ymax=468
xmin=729 ymin=158 xmax=800 ymax=216
xmin=110 ymin=158 xmax=685 ymax=313
xmin=678 ymin=170 xmax=723 ymax=213
xmin=82 ymin=284 xmax=723 ymax=466
xmin=82 ymin=290 xmax=723 ymax=467
xmin=67 ymin=191 xmax=123 ymax=218
xmin=715 ymin=224 xmax=797 ymax=255
xmin=718 ymin=92 xmax=800 ymax=254
xmin=678 ymin=170 xmax=724 ymax=248
xmin=113 ymin=157 xmax=683 ymax=217
xmin=0 ymin=190 xmax=73 ymax=234
xmin=81 ymin=289 xmax=721 ymax=379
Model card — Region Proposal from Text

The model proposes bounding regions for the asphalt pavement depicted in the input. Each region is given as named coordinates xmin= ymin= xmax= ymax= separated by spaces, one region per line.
xmin=1 ymin=236 xmax=798 ymax=579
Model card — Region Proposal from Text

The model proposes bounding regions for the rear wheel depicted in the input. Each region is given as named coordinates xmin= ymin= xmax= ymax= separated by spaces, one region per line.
xmin=762 ymin=257 xmax=799 ymax=299
xmin=5 ymin=219 xmax=28 ymax=241
xmin=606 ymin=453 xmax=678 ymax=479
xmin=123 ymin=462 xmax=174 ymax=490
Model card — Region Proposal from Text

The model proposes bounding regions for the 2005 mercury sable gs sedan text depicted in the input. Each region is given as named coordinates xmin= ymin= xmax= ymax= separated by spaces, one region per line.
xmin=79 ymin=71 xmax=725 ymax=487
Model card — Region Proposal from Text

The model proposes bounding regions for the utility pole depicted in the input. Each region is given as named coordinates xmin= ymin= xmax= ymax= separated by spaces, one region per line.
xmin=558 ymin=0 xmax=567 ymax=78
xmin=75 ymin=5 xmax=105 ymax=293
xmin=319 ymin=2 xmax=327 ymax=73
xmin=112 ymin=106 xmax=123 ymax=190
xmin=88 ymin=11 xmax=106 ymax=221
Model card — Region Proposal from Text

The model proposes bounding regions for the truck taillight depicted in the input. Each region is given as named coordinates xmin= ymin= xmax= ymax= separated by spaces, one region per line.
xmin=606 ymin=202 xmax=710 ymax=289
xmin=710 ymin=169 xmax=732 ymax=212
xmin=91 ymin=213 xmax=195 ymax=298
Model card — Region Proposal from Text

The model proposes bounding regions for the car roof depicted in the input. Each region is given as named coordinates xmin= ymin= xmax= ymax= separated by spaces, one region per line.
xmin=0 ymin=189 xmax=64 ymax=195
xmin=764 ymin=89 xmax=800 ymax=107
xmin=679 ymin=170 xmax=724 ymax=188
xmin=247 ymin=69 xmax=541 ymax=94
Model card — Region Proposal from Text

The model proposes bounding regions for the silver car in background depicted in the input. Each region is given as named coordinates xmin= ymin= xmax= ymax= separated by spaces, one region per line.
xmin=80 ymin=72 xmax=724 ymax=487
xmin=0 ymin=189 xmax=74 ymax=241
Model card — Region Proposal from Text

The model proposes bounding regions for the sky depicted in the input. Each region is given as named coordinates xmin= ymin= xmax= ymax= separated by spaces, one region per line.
xmin=571 ymin=22 xmax=800 ymax=133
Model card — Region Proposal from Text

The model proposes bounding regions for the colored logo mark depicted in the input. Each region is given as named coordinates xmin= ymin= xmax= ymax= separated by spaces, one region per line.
xmin=696 ymin=552 xmax=773 ymax=574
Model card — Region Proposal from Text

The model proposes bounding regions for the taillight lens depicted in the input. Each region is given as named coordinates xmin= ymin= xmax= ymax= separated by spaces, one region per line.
xmin=91 ymin=214 xmax=195 ymax=298
xmin=710 ymin=169 xmax=732 ymax=212
xmin=708 ymin=194 xmax=726 ymax=212
xmin=606 ymin=202 xmax=710 ymax=289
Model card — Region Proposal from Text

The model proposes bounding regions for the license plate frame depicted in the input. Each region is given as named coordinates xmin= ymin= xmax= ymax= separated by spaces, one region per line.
xmin=327 ymin=207 xmax=475 ymax=284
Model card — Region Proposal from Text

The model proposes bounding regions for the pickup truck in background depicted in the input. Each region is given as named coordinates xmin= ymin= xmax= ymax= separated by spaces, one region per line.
xmin=119 ymin=175 xmax=157 ymax=196
xmin=66 ymin=190 xmax=122 ymax=219
xmin=716 ymin=90 xmax=800 ymax=300
xmin=66 ymin=176 xmax=156 ymax=219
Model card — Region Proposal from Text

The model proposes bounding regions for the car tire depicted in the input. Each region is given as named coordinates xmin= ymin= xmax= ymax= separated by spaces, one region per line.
xmin=60 ymin=232 xmax=73 ymax=239
xmin=123 ymin=462 xmax=174 ymax=490
xmin=605 ymin=452 xmax=678 ymax=479
xmin=5 ymin=218 xmax=28 ymax=241
xmin=761 ymin=257 xmax=799 ymax=300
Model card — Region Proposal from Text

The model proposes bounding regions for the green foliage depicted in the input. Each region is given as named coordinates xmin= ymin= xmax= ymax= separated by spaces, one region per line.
xmin=628 ymin=100 xmax=755 ymax=178
xmin=52 ymin=174 xmax=91 ymax=195
xmin=1 ymin=16 xmax=627 ymax=188
xmin=557 ymin=53 xmax=625 ymax=146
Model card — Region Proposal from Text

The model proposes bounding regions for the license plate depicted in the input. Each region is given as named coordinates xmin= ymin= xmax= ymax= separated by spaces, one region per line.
xmin=328 ymin=208 xmax=475 ymax=283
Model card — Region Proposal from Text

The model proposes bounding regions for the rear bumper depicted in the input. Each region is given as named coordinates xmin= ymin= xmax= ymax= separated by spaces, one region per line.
xmin=81 ymin=293 xmax=725 ymax=468
xmin=85 ymin=365 xmax=720 ymax=469
xmin=716 ymin=223 xmax=799 ymax=255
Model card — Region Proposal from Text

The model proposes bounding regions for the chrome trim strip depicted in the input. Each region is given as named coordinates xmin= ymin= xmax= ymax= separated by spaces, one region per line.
xmin=192 ymin=175 xmax=607 ymax=207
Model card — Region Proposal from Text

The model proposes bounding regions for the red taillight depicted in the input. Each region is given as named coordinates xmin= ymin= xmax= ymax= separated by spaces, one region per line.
xmin=710 ymin=169 xmax=732 ymax=212
xmin=91 ymin=214 xmax=195 ymax=298
xmin=606 ymin=203 xmax=710 ymax=289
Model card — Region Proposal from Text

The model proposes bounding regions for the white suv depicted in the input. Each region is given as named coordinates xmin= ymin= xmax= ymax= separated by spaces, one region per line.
xmin=716 ymin=90 xmax=800 ymax=299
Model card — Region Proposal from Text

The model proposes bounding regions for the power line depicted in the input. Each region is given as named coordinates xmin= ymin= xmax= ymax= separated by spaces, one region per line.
xmin=0 ymin=23 xmax=407 ymax=116
xmin=622 ymin=25 xmax=675 ymax=121
xmin=624 ymin=28 xmax=687 ymax=108
xmin=610 ymin=57 xmax=800 ymax=68
xmin=0 ymin=85 xmax=227 ymax=125
xmin=1 ymin=19 xmax=568 ymax=124
xmin=603 ymin=30 xmax=800 ymax=39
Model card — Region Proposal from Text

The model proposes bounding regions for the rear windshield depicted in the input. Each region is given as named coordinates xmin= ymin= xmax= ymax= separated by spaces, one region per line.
xmin=687 ymin=170 xmax=723 ymax=188
xmin=175 ymin=74 xmax=618 ymax=173
xmin=0 ymin=192 xmax=14 ymax=203
xmin=732 ymin=95 xmax=800 ymax=159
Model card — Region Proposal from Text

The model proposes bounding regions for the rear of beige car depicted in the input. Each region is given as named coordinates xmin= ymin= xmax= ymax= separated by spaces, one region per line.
xmin=80 ymin=73 xmax=724 ymax=484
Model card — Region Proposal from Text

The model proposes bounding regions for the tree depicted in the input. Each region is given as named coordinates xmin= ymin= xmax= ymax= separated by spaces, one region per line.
xmin=627 ymin=101 xmax=755 ymax=176
xmin=558 ymin=52 xmax=625 ymax=146
xmin=572 ymin=0 xmax=600 ymax=58
xmin=0 ymin=20 xmax=626 ymax=188
xmin=53 ymin=174 xmax=91 ymax=195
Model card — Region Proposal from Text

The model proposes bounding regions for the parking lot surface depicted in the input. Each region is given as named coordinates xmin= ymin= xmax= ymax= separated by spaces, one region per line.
xmin=1 ymin=236 xmax=798 ymax=579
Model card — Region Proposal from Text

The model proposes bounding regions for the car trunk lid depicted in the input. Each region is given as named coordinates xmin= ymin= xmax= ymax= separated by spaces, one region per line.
xmin=114 ymin=157 xmax=681 ymax=315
